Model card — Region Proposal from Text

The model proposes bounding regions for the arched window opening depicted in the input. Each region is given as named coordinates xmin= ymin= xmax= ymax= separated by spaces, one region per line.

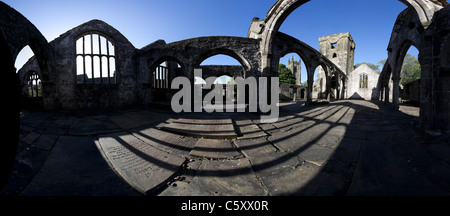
xmin=196 ymin=54 xmax=246 ymax=110
xmin=76 ymin=33 xmax=116 ymax=84
xmin=399 ymin=45 xmax=421 ymax=107
xmin=152 ymin=61 xmax=181 ymax=89
xmin=26 ymin=71 xmax=42 ymax=97
xmin=312 ymin=65 xmax=326 ymax=99
xmin=15 ymin=45 xmax=33 ymax=73
xmin=279 ymin=53 xmax=306 ymax=85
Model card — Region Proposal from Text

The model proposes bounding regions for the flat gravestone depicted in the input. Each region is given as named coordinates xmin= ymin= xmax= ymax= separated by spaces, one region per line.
xmin=96 ymin=132 xmax=185 ymax=195
xmin=131 ymin=128 xmax=197 ymax=158
xmin=160 ymin=117 xmax=237 ymax=139
xmin=189 ymin=139 xmax=242 ymax=159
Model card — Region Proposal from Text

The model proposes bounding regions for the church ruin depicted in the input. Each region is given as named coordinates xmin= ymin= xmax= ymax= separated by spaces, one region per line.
xmin=1 ymin=0 xmax=450 ymax=194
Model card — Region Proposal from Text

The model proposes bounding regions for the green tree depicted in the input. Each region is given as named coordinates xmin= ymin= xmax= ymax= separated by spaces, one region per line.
xmin=278 ymin=64 xmax=296 ymax=84
xmin=400 ymin=54 xmax=421 ymax=85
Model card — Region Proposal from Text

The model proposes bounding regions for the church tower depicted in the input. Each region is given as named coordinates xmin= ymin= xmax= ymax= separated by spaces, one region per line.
xmin=288 ymin=56 xmax=301 ymax=85
xmin=314 ymin=32 xmax=356 ymax=99
xmin=318 ymin=32 xmax=355 ymax=75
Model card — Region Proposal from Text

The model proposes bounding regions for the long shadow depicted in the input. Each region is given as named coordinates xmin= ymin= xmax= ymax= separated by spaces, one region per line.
xmin=287 ymin=100 xmax=433 ymax=196
xmin=99 ymin=101 xmax=350 ymax=179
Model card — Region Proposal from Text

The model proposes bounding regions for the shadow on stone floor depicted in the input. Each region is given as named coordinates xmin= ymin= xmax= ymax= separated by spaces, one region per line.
xmin=2 ymin=100 xmax=449 ymax=196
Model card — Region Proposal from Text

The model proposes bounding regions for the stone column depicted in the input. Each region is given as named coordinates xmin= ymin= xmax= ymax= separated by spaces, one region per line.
xmin=379 ymin=88 xmax=384 ymax=101
xmin=336 ymin=74 xmax=341 ymax=100
xmin=384 ymin=86 xmax=390 ymax=104
xmin=392 ymin=76 xmax=400 ymax=110
xmin=307 ymin=78 xmax=313 ymax=104
xmin=326 ymin=76 xmax=331 ymax=101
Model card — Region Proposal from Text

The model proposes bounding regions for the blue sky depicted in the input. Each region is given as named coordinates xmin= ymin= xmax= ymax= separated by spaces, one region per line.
xmin=6 ymin=0 xmax=418 ymax=82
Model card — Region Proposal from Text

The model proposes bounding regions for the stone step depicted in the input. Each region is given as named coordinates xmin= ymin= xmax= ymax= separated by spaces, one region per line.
xmin=159 ymin=117 xmax=237 ymax=139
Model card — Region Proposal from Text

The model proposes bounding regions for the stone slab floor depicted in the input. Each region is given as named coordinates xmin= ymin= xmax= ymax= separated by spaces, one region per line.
xmin=1 ymin=100 xmax=449 ymax=196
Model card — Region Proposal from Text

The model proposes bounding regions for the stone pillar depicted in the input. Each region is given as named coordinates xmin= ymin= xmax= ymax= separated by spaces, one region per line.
xmin=307 ymin=78 xmax=313 ymax=104
xmin=392 ymin=76 xmax=400 ymax=110
xmin=326 ymin=76 xmax=331 ymax=101
xmin=384 ymin=86 xmax=390 ymax=104
xmin=379 ymin=88 xmax=384 ymax=101
xmin=336 ymin=74 xmax=341 ymax=100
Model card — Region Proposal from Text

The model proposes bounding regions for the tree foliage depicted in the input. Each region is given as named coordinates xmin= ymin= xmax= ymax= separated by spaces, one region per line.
xmin=278 ymin=64 xmax=296 ymax=84
xmin=354 ymin=54 xmax=420 ymax=85
xmin=400 ymin=54 xmax=421 ymax=85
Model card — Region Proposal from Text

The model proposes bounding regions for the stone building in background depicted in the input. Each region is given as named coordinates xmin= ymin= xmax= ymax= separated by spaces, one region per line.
xmin=288 ymin=56 xmax=301 ymax=85
xmin=313 ymin=32 xmax=356 ymax=99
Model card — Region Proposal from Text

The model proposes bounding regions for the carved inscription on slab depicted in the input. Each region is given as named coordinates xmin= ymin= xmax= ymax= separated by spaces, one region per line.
xmin=96 ymin=133 xmax=185 ymax=194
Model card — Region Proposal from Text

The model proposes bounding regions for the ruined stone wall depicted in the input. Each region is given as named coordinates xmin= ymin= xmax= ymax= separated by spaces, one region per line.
xmin=430 ymin=5 xmax=450 ymax=130
xmin=137 ymin=36 xmax=261 ymax=105
xmin=18 ymin=20 xmax=139 ymax=110
xmin=279 ymin=82 xmax=306 ymax=101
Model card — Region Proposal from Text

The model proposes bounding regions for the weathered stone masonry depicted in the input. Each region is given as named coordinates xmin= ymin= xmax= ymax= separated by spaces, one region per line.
xmin=3 ymin=0 xmax=450 ymax=130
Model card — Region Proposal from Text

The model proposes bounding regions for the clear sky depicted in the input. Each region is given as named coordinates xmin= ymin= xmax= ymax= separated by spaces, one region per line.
xmin=6 ymin=0 xmax=418 ymax=82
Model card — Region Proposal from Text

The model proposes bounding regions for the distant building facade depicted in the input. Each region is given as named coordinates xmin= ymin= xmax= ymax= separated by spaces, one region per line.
xmin=288 ymin=56 xmax=301 ymax=85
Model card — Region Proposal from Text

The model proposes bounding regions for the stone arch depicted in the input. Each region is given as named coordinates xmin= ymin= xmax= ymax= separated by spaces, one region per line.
xmin=190 ymin=48 xmax=251 ymax=80
xmin=393 ymin=40 xmax=420 ymax=80
xmin=144 ymin=56 xmax=187 ymax=104
xmin=149 ymin=56 xmax=187 ymax=80
xmin=251 ymin=0 xmax=444 ymax=80
xmin=276 ymin=49 xmax=311 ymax=79
xmin=0 ymin=1 xmax=57 ymax=188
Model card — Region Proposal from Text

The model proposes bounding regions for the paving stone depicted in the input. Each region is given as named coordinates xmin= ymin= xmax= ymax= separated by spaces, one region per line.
xmin=251 ymin=119 xmax=278 ymax=134
xmin=294 ymin=157 xmax=355 ymax=196
xmin=269 ymin=122 xmax=331 ymax=153
xmin=96 ymin=132 xmax=186 ymax=195
xmin=234 ymin=119 xmax=267 ymax=139
xmin=178 ymin=159 xmax=268 ymax=196
xmin=426 ymin=144 xmax=450 ymax=164
xmin=109 ymin=110 xmax=168 ymax=130
xmin=157 ymin=159 xmax=202 ymax=196
xmin=347 ymin=138 xmax=448 ymax=196
xmin=189 ymin=139 xmax=242 ymax=159
xmin=22 ymin=136 xmax=139 ymax=196
xmin=131 ymin=127 xmax=197 ymax=158
xmin=20 ymin=132 xmax=41 ymax=144
xmin=1 ymin=147 xmax=50 ymax=195
xmin=248 ymin=151 xmax=303 ymax=177
xmin=271 ymin=115 xmax=305 ymax=132
xmin=42 ymin=117 xmax=74 ymax=135
xmin=332 ymin=137 xmax=363 ymax=163
xmin=32 ymin=134 xmax=58 ymax=151
xmin=233 ymin=137 xmax=278 ymax=158
xmin=69 ymin=115 xmax=121 ymax=135
xmin=259 ymin=161 xmax=321 ymax=196
xmin=296 ymin=143 xmax=336 ymax=167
